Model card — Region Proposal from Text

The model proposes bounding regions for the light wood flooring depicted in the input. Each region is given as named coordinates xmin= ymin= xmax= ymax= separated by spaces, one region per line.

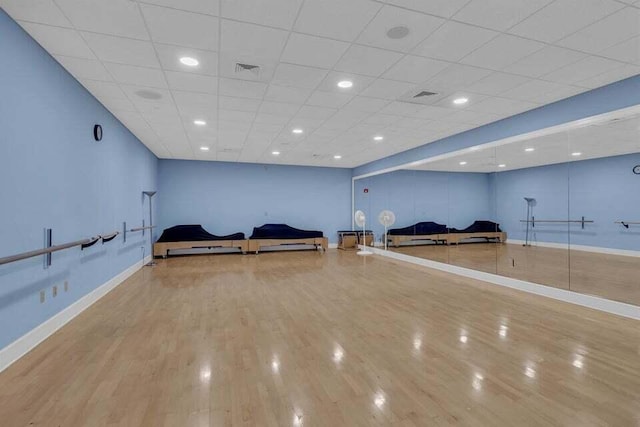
xmin=391 ymin=242 xmax=640 ymax=306
xmin=0 ymin=251 xmax=639 ymax=426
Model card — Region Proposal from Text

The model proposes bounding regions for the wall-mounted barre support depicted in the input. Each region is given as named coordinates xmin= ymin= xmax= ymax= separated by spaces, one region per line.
xmin=520 ymin=216 xmax=594 ymax=229
xmin=101 ymin=231 xmax=120 ymax=243
xmin=615 ymin=221 xmax=640 ymax=229
xmin=122 ymin=220 xmax=155 ymax=243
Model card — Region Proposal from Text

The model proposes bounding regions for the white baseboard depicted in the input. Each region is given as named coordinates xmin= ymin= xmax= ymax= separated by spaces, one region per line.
xmin=0 ymin=255 xmax=152 ymax=373
xmin=507 ymin=239 xmax=640 ymax=258
xmin=367 ymin=246 xmax=640 ymax=321
xmin=328 ymin=243 xmax=338 ymax=249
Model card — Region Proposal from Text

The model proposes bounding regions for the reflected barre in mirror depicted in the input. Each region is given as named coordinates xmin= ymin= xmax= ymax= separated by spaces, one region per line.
xmin=353 ymin=110 xmax=640 ymax=308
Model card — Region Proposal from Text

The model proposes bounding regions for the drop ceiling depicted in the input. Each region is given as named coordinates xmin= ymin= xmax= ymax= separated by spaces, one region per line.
xmin=408 ymin=113 xmax=640 ymax=172
xmin=2 ymin=0 xmax=639 ymax=167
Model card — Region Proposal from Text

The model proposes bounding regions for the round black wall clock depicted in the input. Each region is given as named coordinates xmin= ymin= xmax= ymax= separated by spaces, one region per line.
xmin=93 ymin=124 xmax=103 ymax=141
xmin=633 ymin=165 xmax=640 ymax=175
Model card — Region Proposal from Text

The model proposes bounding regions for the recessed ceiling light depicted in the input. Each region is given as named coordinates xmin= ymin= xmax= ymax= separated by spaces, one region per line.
xmin=334 ymin=155 xmax=342 ymax=159
xmin=272 ymin=151 xmax=280 ymax=155
xmin=498 ymin=164 xmax=506 ymax=168
xmin=292 ymin=128 xmax=303 ymax=134
xmin=193 ymin=120 xmax=206 ymax=126
xmin=200 ymin=146 xmax=210 ymax=151
xmin=337 ymin=80 xmax=353 ymax=89
xmin=180 ymin=56 xmax=199 ymax=67
xmin=525 ymin=147 xmax=535 ymax=152
xmin=374 ymin=136 xmax=384 ymax=141
xmin=387 ymin=25 xmax=410 ymax=39
xmin=571 ymin=152 xmax=582 ymax=156
xmin=453 ymin=97 xmax=469 ymax=105
xmin=459 ymin=161 xmax=467 ymax=165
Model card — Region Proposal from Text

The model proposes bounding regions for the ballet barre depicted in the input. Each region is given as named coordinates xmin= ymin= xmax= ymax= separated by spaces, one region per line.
xmin=0 ymin=229 xmax=123 ymax=267
xmin=122 ymin=221 xmax=156 ymax=243
xmin=615 ymin=221 xmax=640 ymax=229
xmin=520 ymin=216 xmax=594 ymax=229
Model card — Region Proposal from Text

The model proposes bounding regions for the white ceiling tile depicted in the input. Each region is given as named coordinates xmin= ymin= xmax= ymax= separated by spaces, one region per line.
xmin=334 ymin=45 xmax=403 ymax=77
xmin=21 ymin=23 xmax=95 ymax=59
xmin=501 ymin=79 xmax=573 ymax=101
xmin=154 ymin=44 xmax=218 ymax=75
xmin=503 ymin=46 xmax=587 ymax=78
xmin=316 ymin=72 xmax=375 ymax=94
xmin=356 ymin=5 xmax=444 ymax=52
xmin=272 ymin=64 xmax=329 ymax=89
xmin=557 ymin=7 xmax=640 ymax=54
xmin=218 ymin=110 xmax=255 ymax=123
xmin=54 ymin=56 xmax=111 ymax=81
xmin=382 ymin=55 xmax=449 ymax=84
xmin=172 ymin=90 xmax=218 ymax=112
xmin=104 ymin=62 xmax=168 ymax=88
xmin=379 ymin=101 xmax=423 ymax=116
xmin=83 ymin=32 xmax=159 ymax=67
xmin=460 ymin=34 xmax=545 ymax=70
xmin=600 ymin=35 xmax=640 ymax=64
xmin=218 ymin=78 xmax=267 ymax=99
xmin=221 ymin=20 xmax=288 ymax=61
xmin=140 ymin=4 xmax=218 ymax=50
xmin=164 ymin=71 xmax=218 ymax=94
xmin=409 ymin=105 xmax=455 ymax=120
xmin=360 ymin=78 xmax=416 ymax=99
xmin=139 ymin=0 xmax=219 ymax=15
xmin=280 ymin=33 xmax=350 ymax=69
xmin=259 ymin=101 xmax=300 ymax=116
xmin=342 ymin=96 xmax=390 ymax=113
xmin=55 ymin=0 xmax=149 ymax=39
xmin=542 ymin=56 xmax=626 ymax=85
xmin=509 ymin=0 xmax=624 ymax=43
xmin=467 ymin=96 xmax=539 ymax=115
xmin=424 ymin=64 xmax=493 ymax=92
xmin=1 ymin=0 xmax=71 ymax=26
xmin=463 ymin=72 xmax=531 ymax=96
xmin=264 ymin=85 xmax=311 ymax=104
xmin=100 ymin=97 xmax=137 ymax=113
xmin=80 ymin=80 xmax=128 ymax=100
xmin=381 ymin=0 xmax=470 ymax=18
xmin=220 ymin=0 xmax=302 ymax=30
xmin=293 ymin=0 xmax=382 ymax=41
xmin=575 ymin=63 xmax=640 ymax=88
xmin=412 ymin=21 xmax=498 ymax=62
xmin=305 ymin=91 xmax=354 ymax=108
xmin=218 ymin=96 xmax=261 ymax=112
xmin=453 ymin=0 xmax=553 ymax=31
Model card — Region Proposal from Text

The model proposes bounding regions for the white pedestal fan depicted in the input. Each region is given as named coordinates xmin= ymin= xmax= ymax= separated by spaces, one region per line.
xmin=378 ymin=210 xmax=396 ymax=251
xmin=354 ymin=210 xmax=373 ymax=256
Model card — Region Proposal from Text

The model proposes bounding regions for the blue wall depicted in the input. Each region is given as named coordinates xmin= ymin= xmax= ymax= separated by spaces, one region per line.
xmin=495 ymin=153 xmax=640 ymax=250
xmin=355 ymin=170 xmax=493 ymax=240
xmin=157 ymin=160 xmax=351 ymax=243
xmin=0 ymin=10 xmax=158 ymax=350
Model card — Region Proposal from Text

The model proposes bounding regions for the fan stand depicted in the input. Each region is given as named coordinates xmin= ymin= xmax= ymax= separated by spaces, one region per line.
xmin=383 ymin=224 xmax=388 ymax=251
xmin=357 ymin=222 xmax=373 ymax=256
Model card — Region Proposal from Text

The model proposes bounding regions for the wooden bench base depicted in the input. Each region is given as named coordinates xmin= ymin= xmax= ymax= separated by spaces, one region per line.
xmin=248 ymin=237 xmax=328 ymax=254
xmin=386 ymin=232 xmax=506 ymax=247
xmin=153 ymin=240 xmax=249 ymax=258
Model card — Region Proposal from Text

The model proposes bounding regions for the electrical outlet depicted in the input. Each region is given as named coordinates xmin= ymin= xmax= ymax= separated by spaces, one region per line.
xmin=52 ymin=286 xmax=57 ymax=297
xmin=40 ymin=291 xmax=45 ymax=303
xmin=64 ymin=281 xmax=68 ymax=292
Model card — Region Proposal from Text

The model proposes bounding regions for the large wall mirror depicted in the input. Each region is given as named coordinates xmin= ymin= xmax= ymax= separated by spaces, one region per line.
xmin=354 ymin=110 xmax=640 ymax=307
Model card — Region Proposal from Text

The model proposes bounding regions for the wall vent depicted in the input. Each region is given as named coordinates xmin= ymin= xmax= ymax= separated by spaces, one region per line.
xmin=235 ymin=63 xmax=260 ymax=77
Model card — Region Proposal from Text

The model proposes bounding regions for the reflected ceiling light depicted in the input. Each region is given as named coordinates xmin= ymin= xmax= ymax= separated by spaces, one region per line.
xmin=292 ymin=128 xmax=303 ymax=134
xmin=200 ymin=367 xmax=211 ymax=382
xmin=293 ymin=414 xmax=303 ymax=426
xmin=374 ymin=135 xmax=384 ymax=141
xmin=413 ymin=337 xmax=422 ymax=350
xmin=525 ymin=147 xmax=535 ymax=152
xmin=374 ymin=393 xmax=386 ymax=408
xmin=200 ymin=146 xmax=210 ymax=151
xmin=453 ymin=97 xmax=469 ymax=105
xmin=498 ymin=164 xmax=506 ymax=168
xmin=524 ymin=364 xmax=536 ymax=379
xmin=337 ymin=80 xmax=353 ymax=89
xmin=459 ymin=335 xmax=468 ymax=343
xmin=333 ymin=348 xmax=344 ymax=363
xmin=272 ymin=151 xmax=280 ymax=155
xmin=499 ymin=325 xmax=508 ymax=338
xmin=459 ymin=161 xmax=467 ymax=165
xmin=472 ymin=373 xmax=484 ymax=391
xmin=271 ymin=358 xmax=280 ymax=373
xmin=179 ymin=56 xmax=199 ymax=67
xmin=572 ymin=355 xmax=584 ymax=369
xmin=572 ymin=152 xmax=582 ymax=156
xmin=194 ymin=119 xmax=206 ymax=126
xmin=334 ymin=155 xmax=342 ymax=159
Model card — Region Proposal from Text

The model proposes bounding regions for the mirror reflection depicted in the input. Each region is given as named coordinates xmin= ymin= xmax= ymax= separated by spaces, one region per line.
xmin=354 ymin=112 xmax=640 ymax=307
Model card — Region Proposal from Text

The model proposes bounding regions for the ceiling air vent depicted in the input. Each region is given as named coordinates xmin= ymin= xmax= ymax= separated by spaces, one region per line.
xmin=235 ymin=62 xmax=260 ymax=78
xmin=413 ymin=90 xmax=437 ymax=98
xmin=398 ymin=88 xmax=446 ymax=105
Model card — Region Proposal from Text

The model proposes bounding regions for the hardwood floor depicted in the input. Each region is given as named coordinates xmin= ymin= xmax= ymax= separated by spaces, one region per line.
xmin=1 ymin=251 xmax=639 ymax=426
xmin=391 ymin=242 xmax=640 ymax=306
